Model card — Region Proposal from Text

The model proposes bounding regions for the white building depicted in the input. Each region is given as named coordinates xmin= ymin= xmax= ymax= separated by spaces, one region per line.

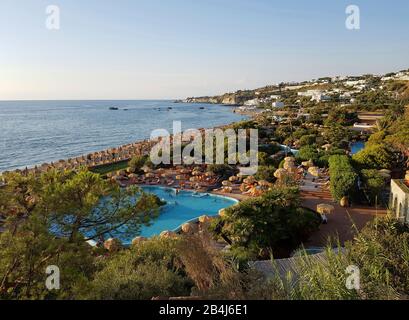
xmin=396 ymin=74 xmax=409 ymax=81
xmin=298 ymin=90 xmax=330 ymax=102
xmin=272 ymin=101 xmax=285 ymax=108
xmin=345 ymin=80 xmax=367 ymax=87
xmin=311 ymin=93 xmax=331 ymax=102
xmin=244 ymin=98 xmax=261 ymax=107
xmin=390 ymin=176 xmax=409 ymax=224
xmin=298 ymin=90 xmax=321 ymax=97
xmin=353 ymin=122 xmax=375 ymax=131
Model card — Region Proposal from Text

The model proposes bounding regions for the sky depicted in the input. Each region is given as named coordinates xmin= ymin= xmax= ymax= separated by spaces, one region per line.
xmin=0 ymin=0 xmax=408 ymax=100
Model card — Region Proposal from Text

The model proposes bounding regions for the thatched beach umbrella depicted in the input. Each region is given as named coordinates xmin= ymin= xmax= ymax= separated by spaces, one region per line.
xmin=248 ymin=186 xmax=263 ymax=197
xmin=301 ymin=160 xmax=314 ymax=168
xmin=143 ymin=166 xmax=152 ymax=173
xmin=243 ymin=176 xmax=256 ymax=185
xmin=166 ymin=172 xmax=175 ymax=178
xmin=223 ymin=186 xmax=233 ymax=193
xmin=308 ymin=167 xmax=320 ymax=177
xmin=258 ymin=180 xmax=272 ymax=188
xmin=222 ymin=180 xmax=232 ymax=187
xmin=317 ymin=203 xmax=335 ymax=215
xmin=284 ymin=161 xmax=296 ymax=170
xmin=117 ymin=170 xmax=126 ymax=176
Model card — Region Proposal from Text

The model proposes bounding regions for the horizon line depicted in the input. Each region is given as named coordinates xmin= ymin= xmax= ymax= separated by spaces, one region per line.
xmin=0 ymin=98 xmax=179 ymax=102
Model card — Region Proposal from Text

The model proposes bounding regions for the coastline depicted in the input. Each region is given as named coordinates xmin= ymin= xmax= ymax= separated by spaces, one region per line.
xmin=0 ymin=107 xmax=251 ymax=176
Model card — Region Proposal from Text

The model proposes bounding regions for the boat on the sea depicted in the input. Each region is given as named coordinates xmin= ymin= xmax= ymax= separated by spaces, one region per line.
xmin=109 ymin=107 xmax=119 ymax=110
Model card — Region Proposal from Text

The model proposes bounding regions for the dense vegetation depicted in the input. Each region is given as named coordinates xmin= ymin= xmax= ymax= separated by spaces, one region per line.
xmin=0 ymin=169 xmax=161 ymax=299
xmin=211 ymin=187 xmax=321 ymax=260
xmin=261 ymin=217 xmax=409 ymax=300
xmin=328 ymin=155 xmax=358 ymax=202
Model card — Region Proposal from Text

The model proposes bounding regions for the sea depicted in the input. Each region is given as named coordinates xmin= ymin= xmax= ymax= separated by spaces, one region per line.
xmin=0 ymin=100 xmax=246 ymax=172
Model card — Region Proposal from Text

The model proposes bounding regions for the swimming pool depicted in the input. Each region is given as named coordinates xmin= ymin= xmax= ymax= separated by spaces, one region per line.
xmin=351 ymin=141 xmax=365 ymax=154
xmin=136 ymin=186 xmax=238 ymax=239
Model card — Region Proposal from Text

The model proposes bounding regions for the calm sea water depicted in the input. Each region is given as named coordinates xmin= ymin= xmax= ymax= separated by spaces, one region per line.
xmin=0 ymin=100 xmax=245 ymax=172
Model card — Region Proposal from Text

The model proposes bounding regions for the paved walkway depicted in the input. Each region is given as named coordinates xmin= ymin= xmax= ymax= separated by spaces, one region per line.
xmin=301 ymin=188 xmax=386 ymax=247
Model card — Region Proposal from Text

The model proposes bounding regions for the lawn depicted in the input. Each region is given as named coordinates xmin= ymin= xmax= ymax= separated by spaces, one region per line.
xmin=90 ymin=160 xmax=129 ymax=176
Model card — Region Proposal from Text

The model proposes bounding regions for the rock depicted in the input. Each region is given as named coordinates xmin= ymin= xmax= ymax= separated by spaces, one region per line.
xmin=104 ymin=238 xmax=122 ymax=252
xmin=218 ymin=208 xmax=226 ymax=218
xmin=181 ymin=222 xmax=198 ymax=234
xmin=131 ymin=236 xmax=147 ymax=247
xmin=222 ymin=95 xmax=237 ymax=105
xmin=160 ymin=230 xmax=177 ymax=239
xmin=199 ymin=215 xmax=213 ymax=224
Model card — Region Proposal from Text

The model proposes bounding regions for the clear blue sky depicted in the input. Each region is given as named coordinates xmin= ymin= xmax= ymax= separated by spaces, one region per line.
xmin=0 ymin=0 xmax=408 ymax=100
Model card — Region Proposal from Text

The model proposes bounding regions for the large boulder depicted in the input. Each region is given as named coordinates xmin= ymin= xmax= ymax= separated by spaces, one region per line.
xmin=181 ymin=222 xmax=198 ymax=234
xmin=199 ymin=215 xmax=213 ymax=224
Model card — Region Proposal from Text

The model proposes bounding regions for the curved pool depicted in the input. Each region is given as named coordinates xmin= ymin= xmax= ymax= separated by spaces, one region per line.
xmin=137 ymin=186 xmax=238 ymax=239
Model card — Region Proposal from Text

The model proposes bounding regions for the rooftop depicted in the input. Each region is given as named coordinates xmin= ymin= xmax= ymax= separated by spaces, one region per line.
xmin=393 ymin=179 xmax=409 ymax=194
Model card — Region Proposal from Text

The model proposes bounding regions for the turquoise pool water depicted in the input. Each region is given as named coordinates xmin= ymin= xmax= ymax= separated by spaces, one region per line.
xmin=138 ymin=186 xmax=238 ymax=239
xmin=351 ymin=141 xmax=365 ymax=154
xmin=57 ymin=186 xmax=237 ymax=246
xmin=280 ymin=144 xmax=299 ymax=155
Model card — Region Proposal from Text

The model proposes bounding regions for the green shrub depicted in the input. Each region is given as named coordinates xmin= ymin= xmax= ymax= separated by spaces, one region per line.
xmin=207 ymin=164 xmax=237 ymax=179
xmin=297 ymin=145 xmax=319 ymax=162
xmin=353 ymin=144 xmax=394 ymax=170
xmin=212 ymin=187 xmax=321 ymax=258
xmin=254 ymin=166 xmax=277 ymax=183
xmin=83 ymin=238 xmax=192 ymax=300
xmin=128 ymin=155 xmax=147 ymax=174
xmin=360 ymin=169 xmax=386 ymax=205
xmin=299 ymin=134 xmax=317 ymax=147
xmin=328 ymin=155 xmax=358 ymax=201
